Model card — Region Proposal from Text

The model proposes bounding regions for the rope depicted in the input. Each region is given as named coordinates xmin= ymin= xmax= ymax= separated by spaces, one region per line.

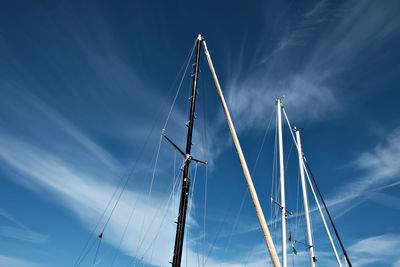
xmin=74 ymin=175 xmax=124 ymax=267
xmin=125 ymin=160 xmax=184 ymax=267
xmin=76 ymin=41 xmax=197 ymax=266
xmin=109 ymin=195 xmax=139 ymax=266
xmin=219 ymin=106 xmax=275 ymax=265
xmin=203 ymin=164 xmax=208 ymax=267
xmin=133 ymin=134 xmax=164 ymax=266
xmin=186 ymin=163 xmax=199 ymax=267
xmin=163 ymin=41 xmax=196 ymax=130
xmin=252 ymin=108 xmax=275 ymax=177
xmin=92 ymin=237 xmax=103 ymax=266
xmin=110 ymin=133 xmax=165 ymax=266
xmin=304 ymin=160 xmax=352 ymax=267
xmin=133 ymin=164 xmax=185 ymax=265
xmin=203 ymin=176 xmax=244 ymax=265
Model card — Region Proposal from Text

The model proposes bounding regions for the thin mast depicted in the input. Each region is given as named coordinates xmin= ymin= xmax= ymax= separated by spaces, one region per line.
xmin=171 ymin=34 xmax=202 ymax=267
xmin=294 ymin=127 xmax=316 ymax=267
xmin=203 ymin=39 xmax=281 ymax=267
xmin=280 ymin=107 xmax=342 ymax=267
xmin=303 ymin=159 xmax=352 ymax=267
xmin=303 ymin=163 xmax=343 ymax=267
xmin=276 ymin=99 xmax=287 ymax=267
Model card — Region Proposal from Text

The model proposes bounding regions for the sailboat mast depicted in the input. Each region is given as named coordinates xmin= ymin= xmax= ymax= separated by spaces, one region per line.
xmin=203 ymin=40 xmax=281 ymax=267
xmin=294 ymin=127 xmax=316 ymax=267
xmin=171 ymin=34 xmax=202 ymax=267
xmin=276 ymin=98 xmax=287 ymax=267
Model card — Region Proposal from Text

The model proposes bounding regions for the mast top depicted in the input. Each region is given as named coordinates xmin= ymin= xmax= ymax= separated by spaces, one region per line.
xmin=293 ymin=126 xmax=304 ymax=133
xmin=197 ymin=34 xmax=204 ymax=41
xmin=275 ymin=95 xmax=286 ymax=103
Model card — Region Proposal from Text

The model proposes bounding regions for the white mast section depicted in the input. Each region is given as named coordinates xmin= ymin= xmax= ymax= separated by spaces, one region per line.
xmin=294 ymin=128 xmax=316 ymax=267
xmin=303 ymin=163 xmax=343 ymax=267
xmin=281 ymin=108 xmax=343 ymax=267
xmin=276 ymin=99 xmax=287 ymax=267
xmin=203 ymin=39 xmax=282 ymax=267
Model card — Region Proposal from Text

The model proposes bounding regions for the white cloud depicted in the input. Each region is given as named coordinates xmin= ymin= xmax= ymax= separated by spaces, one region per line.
xmin=349 ymin=234 xmax=400 ymax=266
xmin=331 ymin=127 xmax=400 ymax=207
xmin=291 ymin=127 xmax=400 ymax=236
xmin=0 ymin=208 xmax=48 ymax=244
xmin=0 ymin=255 xmax=42 ymax=267
xmin=0 ymin=226 xmax=47 ymax=245
xmin=0 ymin=134 xmax=180 ymax=265
xmin=225 ymin=71 xmax=337 ymax=132
xmin=225 ymin=0 xmax=400 ymax=131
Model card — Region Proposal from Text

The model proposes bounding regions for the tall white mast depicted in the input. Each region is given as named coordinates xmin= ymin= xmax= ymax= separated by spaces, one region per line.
xmin=281 ymin=107 xmax=343 ymax=267
xmin=294 ymin=127 xmax=316 ymax=267
xmin=276 ymin=98 xmax=287 ymax=267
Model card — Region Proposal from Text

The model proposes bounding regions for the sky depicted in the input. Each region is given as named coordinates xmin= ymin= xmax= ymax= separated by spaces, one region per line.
xmin=0 ymin=0 xmax=399 ymax=266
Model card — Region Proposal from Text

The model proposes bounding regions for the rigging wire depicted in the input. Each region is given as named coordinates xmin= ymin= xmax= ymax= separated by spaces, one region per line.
xmin=134 ymin=42 xmax=196 ymax=263
xmin=74 ymin=175 xmax=125 ymax=267
xmin=163 ymin=41 xmax=197 ymax=130
xmin=303 ymin=159 xmax=352 ymax=267
xmin=133 ymin=162 xmax=185 ymax=265
xmin=132 ymin=134 xmax=168 ymax=266
xmin=203 ymin=164 xmax=208 ymax=267
xmin=186 ymin=162 xmax=199 ymax=267
xmin=92 ymin=236 xmax=103 ymax=266
xmin=131 ymin=138 xmax=161 ymax=266
xmin=128 ymin=40 xmax=196 ymax=266
xmin=106 ymin=39 xmax=196 ymax=242
xmin=220 ymin=106 xmax=275 ymax=263
xmin=200 ymin=69 xmax=209 ymax=267
xmin=125 ymin=159 xmax=184 ymax=267
xmin=75 ymin=40 xmax=197 ymax=266
xmin=110 ymin=133 xmax=163 ymax=266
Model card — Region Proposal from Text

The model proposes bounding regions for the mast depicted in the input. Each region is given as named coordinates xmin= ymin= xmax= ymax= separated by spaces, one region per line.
xmin=171 ymin=34 xmax=202 ymax=267
xmin=294 ymin=127 xmax=316 ymax=267
xmin=276 ymin=98 xmax=287 ymax=267
xmin=203 ymin=39 xmax=281 ymax=267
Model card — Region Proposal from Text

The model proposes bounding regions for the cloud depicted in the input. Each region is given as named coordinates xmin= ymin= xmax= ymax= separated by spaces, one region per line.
xmin=330 ymin=127 xmax=400 ymax=207
xmin=0 ymin=226 xmax=47 ymax=244
xmin=0 ymin=208 xmax=48 ymax=244
xmin=224 ymin=0 xmax=400 ymax=131
xmin=349 ymin=234 xmax=400 ymax=266
xmin=292 ymin=126 xmax=400 ymax=234
xmin=0 ymin=132 xmax=182 ymax=265
xmin=304 ymin=0 xmax=328 ymax=18
xmin=0 ymin=255 xmax=43 ymax=267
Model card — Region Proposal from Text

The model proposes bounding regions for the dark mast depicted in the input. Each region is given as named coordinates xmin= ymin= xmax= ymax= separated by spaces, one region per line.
xmin=171 ymin=34 xmax=203 ymax=267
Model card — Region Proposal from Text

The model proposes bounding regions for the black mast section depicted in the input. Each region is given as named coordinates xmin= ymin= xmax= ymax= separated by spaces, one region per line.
xmin=171 ymin=34 xmax=202 ymax=267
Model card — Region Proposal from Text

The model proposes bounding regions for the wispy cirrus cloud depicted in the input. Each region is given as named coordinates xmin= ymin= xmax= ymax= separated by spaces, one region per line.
xmin=295 ymin=126 xmax=400 ymax=231
xmin=0 ymin=209 xmax=47 ymax=244
xmin=0 ymin=129 xmax=181 ymax=266
xmin=0 ymin=92 xmax=215 ymax=266
xmin=331 ymin=127 xmax=400 ymax=206
xmin=0 ymin=226 xmax=47 ymax=244
xmin=0 ymin=255 xmax=43 ymax=267
xmin=225 ymin=0 xmax=400 ymax=130
xmin=348 ymin=234 xmax=400 ymax=266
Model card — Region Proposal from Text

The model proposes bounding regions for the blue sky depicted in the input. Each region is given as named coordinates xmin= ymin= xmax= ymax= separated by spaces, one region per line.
xmin=0 ymin=0 xmax=399 ymax=266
